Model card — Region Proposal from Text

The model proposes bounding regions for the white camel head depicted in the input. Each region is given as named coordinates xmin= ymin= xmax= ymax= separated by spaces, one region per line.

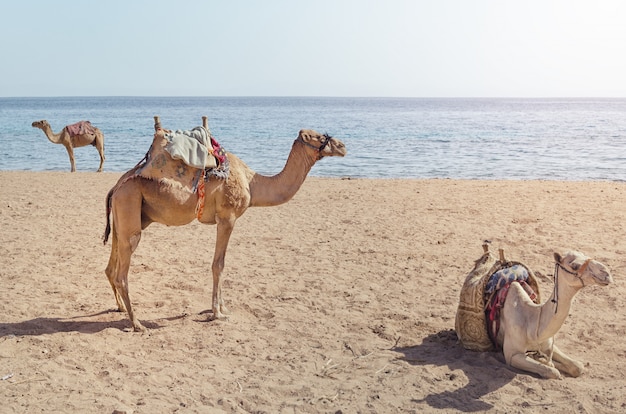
xmin=553 ymin=251 xmax=613 ymax=288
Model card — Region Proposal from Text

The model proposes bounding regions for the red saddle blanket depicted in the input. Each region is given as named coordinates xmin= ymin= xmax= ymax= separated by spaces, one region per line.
xmin=485 ymin=265 xmax=538 ymax=347
xmin=65 ymin=121 xmax=95 ymax=136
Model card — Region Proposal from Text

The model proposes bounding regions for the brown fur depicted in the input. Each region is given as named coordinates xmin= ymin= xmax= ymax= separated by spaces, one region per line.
xmin=32 ymin=119 xmax=105 ymax=172
xmin=103 ymin=126 xmax=346 ymax=331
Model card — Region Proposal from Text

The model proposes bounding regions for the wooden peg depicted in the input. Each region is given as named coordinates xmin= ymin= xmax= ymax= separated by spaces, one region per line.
xmin=482 ymin=244 xmax=489 ymax=253
xmin=154 ymin=115 xmax=161 ymax=131
xmin=202 ymin=116 xmax=208 ymax=129
xmin=498 ymin=248 xmax=506 ymax=263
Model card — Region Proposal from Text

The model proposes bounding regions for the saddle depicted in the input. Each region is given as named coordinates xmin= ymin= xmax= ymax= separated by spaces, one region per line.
xmin=132 ymin=116 xmax=230 ymax=218
xmin=137 ymin=116 xmax=227 ymax=177
xmin=455 ymin=245 xmax=541 ymax=351
xmin=65 ymin=120 xmax=96 ymax=137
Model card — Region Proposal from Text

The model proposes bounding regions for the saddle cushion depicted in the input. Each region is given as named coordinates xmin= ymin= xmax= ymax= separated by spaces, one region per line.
xmin=65 ymin=121 xmax=95 ymax=137
xmin=164 ymin=127 xmax=217 ymax=169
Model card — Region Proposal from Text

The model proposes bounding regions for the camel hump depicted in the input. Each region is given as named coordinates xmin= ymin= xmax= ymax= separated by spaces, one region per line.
xmin=65 ymin=121 xmax=95 ymax=137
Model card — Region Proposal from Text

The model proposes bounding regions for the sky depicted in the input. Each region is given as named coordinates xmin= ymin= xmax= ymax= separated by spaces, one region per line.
xmin=1 ymin=0 xmax=625 ymax=97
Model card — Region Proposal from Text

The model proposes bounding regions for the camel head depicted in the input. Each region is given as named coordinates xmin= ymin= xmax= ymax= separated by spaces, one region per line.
xmin=32 ymin=120 xmax=49 ymax=130
xmin=296 ymin=129 xmax=347 ymax=159
xmin=554 ymin=250 xmax=613 ymax=287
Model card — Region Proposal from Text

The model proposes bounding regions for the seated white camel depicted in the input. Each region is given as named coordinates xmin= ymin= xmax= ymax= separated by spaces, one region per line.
xmin=495 ymin=250 xmax=612 ymax=379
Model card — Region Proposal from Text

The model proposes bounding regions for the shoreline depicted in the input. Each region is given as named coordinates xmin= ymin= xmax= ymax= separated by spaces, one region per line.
xmin=3 ymin=169 xmax=626 ymax=182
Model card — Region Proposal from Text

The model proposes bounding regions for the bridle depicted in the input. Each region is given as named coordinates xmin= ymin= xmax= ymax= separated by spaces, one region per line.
xmin=551 ymin=258 xmax=591 ymax=312
xmin=296 ymin=133 xmax=333 ymax=160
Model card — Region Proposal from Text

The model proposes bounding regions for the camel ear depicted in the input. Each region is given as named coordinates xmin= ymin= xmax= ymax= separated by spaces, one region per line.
xmin=298 ymin=130 xmax=310 ymax=142
xmin=554 ymin=252 xmax=562 ymax=263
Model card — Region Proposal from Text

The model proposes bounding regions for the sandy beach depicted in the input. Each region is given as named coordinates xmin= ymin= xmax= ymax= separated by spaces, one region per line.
xmin=1 ymin=171 xmax=625 ymax=413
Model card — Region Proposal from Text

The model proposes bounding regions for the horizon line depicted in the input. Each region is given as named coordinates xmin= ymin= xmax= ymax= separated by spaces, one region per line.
xmin=2 ymin=95 xmax=625 ymax=100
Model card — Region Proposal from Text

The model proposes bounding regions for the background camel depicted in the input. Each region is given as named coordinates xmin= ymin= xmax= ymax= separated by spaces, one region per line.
xmin=103 ymin=117 xmax=347 ymax=331
xmin=32 ymin=120 xmax=105 ymax=172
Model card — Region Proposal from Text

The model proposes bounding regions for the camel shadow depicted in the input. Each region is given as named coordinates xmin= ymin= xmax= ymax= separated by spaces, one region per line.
xmin=394 ymin=329 xmax=516 ymax=412
xmin=0 ymin=310 xmax=183 ymax=336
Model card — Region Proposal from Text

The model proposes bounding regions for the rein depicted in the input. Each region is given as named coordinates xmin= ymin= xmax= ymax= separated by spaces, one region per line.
xmin=551 ymin=258 xmax=591 ymax=313
xmin=296 ymin=133 xmax=333 ymax=160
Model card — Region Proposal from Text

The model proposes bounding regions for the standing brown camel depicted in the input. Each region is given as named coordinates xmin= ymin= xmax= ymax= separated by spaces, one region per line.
xmin=32 ymin=120 xmax=105 ymax=172
xmin=103 ymin=117 xmax=347 ymax=331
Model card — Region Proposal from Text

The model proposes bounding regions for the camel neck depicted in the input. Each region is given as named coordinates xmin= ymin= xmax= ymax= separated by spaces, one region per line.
xmin=536 ymin=274 xmax=581 ymax=341
xmin=248 ymin=141 xmax=317 ymax=207
xmin=41 ymin=124 xmax=61 ymax=143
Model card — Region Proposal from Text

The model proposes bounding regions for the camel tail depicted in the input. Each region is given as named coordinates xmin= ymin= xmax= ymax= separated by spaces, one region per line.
xmin=103 ymin=188 xmax=114 ymax=245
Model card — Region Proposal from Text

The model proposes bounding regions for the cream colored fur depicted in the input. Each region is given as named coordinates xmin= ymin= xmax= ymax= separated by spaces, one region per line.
xmin=496 ymin=251 xmax=612 ymax=379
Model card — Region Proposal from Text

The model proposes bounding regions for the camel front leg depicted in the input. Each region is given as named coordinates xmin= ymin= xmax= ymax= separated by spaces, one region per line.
xmin=503 ymin=342 xmax=562 ymax=379
xmin=211 ymin=216 xmax=235 ymax=320
xmin=551 ymin=344 xmax=584 ymax=377
xmin=508 ymin=352 xmax=562 ymax=379
xmin=64 ymin=144 xmax=76 ymax=172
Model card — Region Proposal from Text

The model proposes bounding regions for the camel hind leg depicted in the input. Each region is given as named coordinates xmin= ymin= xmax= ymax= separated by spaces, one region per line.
xmin=95 ymin=132 xmax=105 ymax=172
xmin=113 ymin=231 xmax=143 ymax=331
xmin=105 ymin=180 xmax=145 ymax=331
xmin=104 ymin=228 xmax=127 ymax=312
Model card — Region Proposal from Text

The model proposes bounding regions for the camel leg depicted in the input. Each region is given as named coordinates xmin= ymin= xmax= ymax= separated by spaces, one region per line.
xmin=508 ymin=352 xmax=562 ymax=379
xmin=551 ymin=344 xmax=584 ymax=377
xmin=108 ymin=184 xmax=145 ymax=331
xmin=104 ymin=228 xmax=127 ymax=312
xmin=64 ymin=144 xmax=76 ymax=172
xmin=95 ymin=135 xmax=105 ymax=172
xmin=503 ymin=341 xmax=562 ymax=379
xmin=211 ymin=216 xmax=236 ymax=320
xmin=114 ymin=232 xmax=143 ymax=331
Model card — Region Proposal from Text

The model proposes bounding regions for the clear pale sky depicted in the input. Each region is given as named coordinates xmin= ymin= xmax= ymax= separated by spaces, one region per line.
xmin=2 ymin=0 xmax=625 ymax=97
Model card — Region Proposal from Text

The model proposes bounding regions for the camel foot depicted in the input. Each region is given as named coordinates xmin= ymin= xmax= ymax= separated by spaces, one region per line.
xmin=132 ymin=323 xmax=146 ymax=332
xmin=539 ymin=366 xmax=562 ymax=380
xmin=209 ymin=310 xmax=230 ymax=321
xmin=210 ymin=313 xmax=229 ymax=321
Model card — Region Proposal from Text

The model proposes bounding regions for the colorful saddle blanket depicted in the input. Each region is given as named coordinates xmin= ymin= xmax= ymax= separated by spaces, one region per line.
xmin=65 ymin=121 xmax=96 ymax=137
xmin=485 ymin=264 xmax=538 ymax=347
xmin=485 ymin=265 xmax=530 ymax=295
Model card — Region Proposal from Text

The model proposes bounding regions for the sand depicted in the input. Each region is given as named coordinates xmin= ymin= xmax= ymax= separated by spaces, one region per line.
xmin=1 ymin=171 xmax=625 ymax=413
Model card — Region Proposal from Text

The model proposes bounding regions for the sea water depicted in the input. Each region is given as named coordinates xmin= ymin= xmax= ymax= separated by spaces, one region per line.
xmin=1 ymin=97 xmax=625 ymax=180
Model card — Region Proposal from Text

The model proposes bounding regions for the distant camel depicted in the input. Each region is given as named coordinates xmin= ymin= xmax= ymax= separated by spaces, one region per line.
xmin=103 ymin=117 xmax=347 ymax=331
xmin=32 ymin=120 xmax=105 ymax=172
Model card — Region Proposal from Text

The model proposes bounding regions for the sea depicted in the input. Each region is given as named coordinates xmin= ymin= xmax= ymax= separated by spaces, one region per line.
xmin=1 ymin=96 xmax=626 ymax=180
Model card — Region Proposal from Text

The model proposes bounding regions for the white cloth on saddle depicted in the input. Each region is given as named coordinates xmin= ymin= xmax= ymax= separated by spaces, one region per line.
xmin=164 ymin=126 xmax=217 ymax=169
